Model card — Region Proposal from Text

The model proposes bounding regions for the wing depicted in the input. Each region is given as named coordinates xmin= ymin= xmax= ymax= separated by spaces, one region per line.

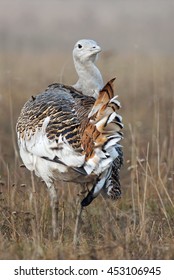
xmin=16 ymin=84 xmax=94 ymax=173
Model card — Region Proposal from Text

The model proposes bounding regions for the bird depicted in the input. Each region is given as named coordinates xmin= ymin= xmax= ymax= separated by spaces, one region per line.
xmin=16 ymin=39 xmax=123 ymax=242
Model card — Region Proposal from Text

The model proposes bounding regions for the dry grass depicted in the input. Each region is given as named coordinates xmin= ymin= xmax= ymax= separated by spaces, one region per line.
xmin=0 ymin=50 xmax=174 ymax=259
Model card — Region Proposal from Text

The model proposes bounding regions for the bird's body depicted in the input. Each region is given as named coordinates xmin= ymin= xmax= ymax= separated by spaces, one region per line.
xmin=17 ymin=84 xmax=95 ymax=183
xmin=17 ymin=80 xmax=123 ymax=204
xmin=16 ymin=39 xmax=123 ymax=240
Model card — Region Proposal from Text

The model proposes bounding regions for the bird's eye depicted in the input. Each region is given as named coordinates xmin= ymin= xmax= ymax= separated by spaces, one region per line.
xmin=78 ymin=44 xmax=82 ymax=49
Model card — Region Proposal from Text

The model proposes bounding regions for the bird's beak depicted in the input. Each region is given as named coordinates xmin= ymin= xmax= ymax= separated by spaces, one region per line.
xmin=91 ymin=45 xmax=102 ymax=54
xmin=95 ymin=46 xmax=102 ymax=53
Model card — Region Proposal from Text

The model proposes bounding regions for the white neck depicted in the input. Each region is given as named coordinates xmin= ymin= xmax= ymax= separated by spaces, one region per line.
xmin=73 ymin=59 xmax=104 ymax=98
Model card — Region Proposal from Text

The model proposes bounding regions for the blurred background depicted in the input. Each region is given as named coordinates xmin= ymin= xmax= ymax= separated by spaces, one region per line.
xmin=0 ymin=0 xmax=174 ymax=259
xmin=0 ymin=0 xmax=174 ymax=53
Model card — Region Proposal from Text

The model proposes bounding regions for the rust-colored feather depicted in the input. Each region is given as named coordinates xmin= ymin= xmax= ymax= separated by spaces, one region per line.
xmin=88 ymin=78 xmax=116 ymax=118
xmin=81 ymin=78 xmax=122 ymax=161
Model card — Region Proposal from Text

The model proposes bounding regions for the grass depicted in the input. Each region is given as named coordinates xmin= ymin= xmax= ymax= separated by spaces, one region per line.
xmin=0 ymin=50 xmax=174 ymax=259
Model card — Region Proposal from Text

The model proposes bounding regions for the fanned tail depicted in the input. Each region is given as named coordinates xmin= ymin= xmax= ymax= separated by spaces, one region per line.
xmin=81 ymin=78 xmax=123 ymax=207
xmin=82 ymin=78 xmax=123 ymax=175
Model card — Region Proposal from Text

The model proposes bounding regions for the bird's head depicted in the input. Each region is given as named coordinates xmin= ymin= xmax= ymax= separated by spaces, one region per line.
xmin=73 ymin=39 xmax=101 ymax=64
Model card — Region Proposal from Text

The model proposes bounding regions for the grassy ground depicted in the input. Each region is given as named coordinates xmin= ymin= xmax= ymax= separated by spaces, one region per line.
xmin=0 ymin=51 xmax=174 ymax=259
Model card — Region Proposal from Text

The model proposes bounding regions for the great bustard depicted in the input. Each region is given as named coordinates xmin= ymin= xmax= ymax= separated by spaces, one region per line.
xmin=16 ymin=39 xmax=123 ymax=242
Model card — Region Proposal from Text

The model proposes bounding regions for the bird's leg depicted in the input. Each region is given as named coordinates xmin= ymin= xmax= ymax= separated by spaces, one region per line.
xmin=47 ymin=182 xmax=59 ymax=239
xmin=73 ymin=186 xmax=88 ymax=248
xmin=73 ymin=196 xmax=83 ymax=248
xmin=30 ymin=171 xmax=40 ymax=242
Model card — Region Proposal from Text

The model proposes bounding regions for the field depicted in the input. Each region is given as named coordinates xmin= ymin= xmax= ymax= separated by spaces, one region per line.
xmin=0 ymin=50 xmax=174 ymax=260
